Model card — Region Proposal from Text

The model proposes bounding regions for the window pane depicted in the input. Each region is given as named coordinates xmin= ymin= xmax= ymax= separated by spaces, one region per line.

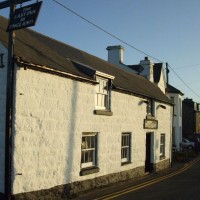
xmin=95 ymin=77 xmax=110 ymax=110
xmin=121 ymin=133 xmax=131 ymax=162
xmin=81 ymin=134 xmax=97 ymax=168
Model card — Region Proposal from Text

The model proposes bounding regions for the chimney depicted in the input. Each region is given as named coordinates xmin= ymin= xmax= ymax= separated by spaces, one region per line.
xmin=106 ymin=45 xmax=124 ymax=65
xmin=139 ymin=57 xmax=154 ymax=82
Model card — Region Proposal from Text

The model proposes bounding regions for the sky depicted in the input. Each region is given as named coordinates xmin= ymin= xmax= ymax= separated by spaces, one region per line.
xmin=1 ymin=0 xmax=200 ymax=102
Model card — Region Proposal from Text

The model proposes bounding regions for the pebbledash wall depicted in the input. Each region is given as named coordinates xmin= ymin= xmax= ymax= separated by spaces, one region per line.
xmin=0 ymin=46 xmax=172 ymax=197
xmin=11 ymin=66 xmax=172 ymax=195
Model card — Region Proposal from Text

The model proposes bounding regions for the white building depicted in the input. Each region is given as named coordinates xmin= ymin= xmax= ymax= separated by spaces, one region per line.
xmin=0 ymin=17 xmax=173 ymax=199
xmin=166 ymin=84 xmax=184 ymax=151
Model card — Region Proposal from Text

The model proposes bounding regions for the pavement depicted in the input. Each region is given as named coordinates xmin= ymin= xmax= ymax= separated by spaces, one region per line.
xmin=72 ymin=153 xmax=200 ymax=200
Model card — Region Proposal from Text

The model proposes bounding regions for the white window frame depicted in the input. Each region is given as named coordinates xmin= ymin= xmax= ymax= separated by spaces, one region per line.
xmin=121 ymin=133 xmax=131 ymax=163
xmin=81 ymin=133 xmax=97 ymax=168
xmin=95 ymin=76 xmax=110 ymax=110
xmin=160 ymin=134 xmax=165 ymax=157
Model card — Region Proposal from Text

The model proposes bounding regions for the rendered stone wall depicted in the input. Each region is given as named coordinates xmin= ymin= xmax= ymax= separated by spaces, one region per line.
xmin=0 ymin=43 xmax=8 ymax=193
xmin=11 ymin=66 xmax=172 ymax=195
xmin=154 ymin=159 xmax=170 ymax=172
xmin=12 ymin=165 xmax=146 ymax=200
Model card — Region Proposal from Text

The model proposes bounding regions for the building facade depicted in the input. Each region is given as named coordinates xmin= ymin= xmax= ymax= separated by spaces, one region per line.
xmin=166 ymin=84 xmax=184 ymax=151
xmin=0 ymin=17 xmax=173 ymax=199
xmin=182 ymin=98 xmax=200 ymax=137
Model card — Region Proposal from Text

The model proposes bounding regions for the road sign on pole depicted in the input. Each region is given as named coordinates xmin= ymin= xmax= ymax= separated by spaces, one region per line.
xmin=7 ymin=1 xmax=43 ymax=31
xmin=0 ymin=1 xmax=42 ymax=199
xmin=0 ymin=0 xmax=31 ymax=9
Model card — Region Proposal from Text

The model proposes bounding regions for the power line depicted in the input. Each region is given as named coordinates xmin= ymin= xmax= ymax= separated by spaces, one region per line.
xmin=175 ymin=64 xmax=200 ymax=70
xmin=52 ymin=0 xmax=200 ymax=101
xmin=168 ymin=64 xmax=200 ymax=99
xmin=52 ymin=0 xmax=163 ymax=63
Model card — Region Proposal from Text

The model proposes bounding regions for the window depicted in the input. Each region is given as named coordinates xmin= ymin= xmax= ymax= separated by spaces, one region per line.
xmin=81 ymin=133 xmax=97 ymax=168
xmin=170 ymin=96 xmax=174 ymax=103
xmin=121 ymin=133 xmax=131 ymax=164
xmin=147 ymin=99 xmax=155 ymax=117
xmin=95 ymin=76 xmax=110 ymax=110
xmin=179 ymin=98 xmax=182 ymax=117
xmin=160 ymin=134 xmax=165 ymax=159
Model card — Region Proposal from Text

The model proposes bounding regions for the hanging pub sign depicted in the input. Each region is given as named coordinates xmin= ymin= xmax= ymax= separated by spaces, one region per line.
xmin=144 ymin=119 xmax=158 ymax=129
xmin=7 ymin=1 xmax=42 ymax=31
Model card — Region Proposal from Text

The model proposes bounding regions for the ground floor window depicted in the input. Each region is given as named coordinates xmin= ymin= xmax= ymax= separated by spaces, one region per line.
xmin=160 ymin=134 xmax=165 ymax=159
xmin=121 ymin=133 xmax=131 ymax=163
xmin=81 ymin=133 xmax=97 ymax=168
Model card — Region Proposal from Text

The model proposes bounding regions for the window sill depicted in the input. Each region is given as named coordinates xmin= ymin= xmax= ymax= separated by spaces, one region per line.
xmin=160 ymin=155 xmax=166 ymax=160
xmin=94 ymin=110 xmax=113 ymax=116
xmin=121 ymin=161 xmax=132 ymax=166
xmin=80 ymin=166 xmax=99 ymax=176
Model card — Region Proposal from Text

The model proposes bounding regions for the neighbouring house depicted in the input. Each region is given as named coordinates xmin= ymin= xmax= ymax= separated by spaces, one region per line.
xmin=106 ymin=45 xmax=184 ymax=152
xmin=182 ymin=98 xmax=200 ymax=137
xmin=166 ymin=84 xmax=184 ymax=151
xmin=0 ymin=17 xmax=173 ymax=199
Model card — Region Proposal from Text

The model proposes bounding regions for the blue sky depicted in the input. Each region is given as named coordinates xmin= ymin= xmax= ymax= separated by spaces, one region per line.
xmin=1 ymin=0 xmax=200 ymax=102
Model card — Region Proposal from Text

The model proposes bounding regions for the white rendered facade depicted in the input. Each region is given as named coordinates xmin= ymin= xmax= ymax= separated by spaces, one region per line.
xmin=0 ymin=43 xmax=172 ymax=195
xmin=168 ymin=93 xmax=183 ymax=151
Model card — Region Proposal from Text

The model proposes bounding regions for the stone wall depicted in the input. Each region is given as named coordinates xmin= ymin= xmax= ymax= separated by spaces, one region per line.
xmin=11 ymin=165 xmax=146 ymax=200
xmin=11 ymin=65 xmax=172 ymax=195
xmin=154 ymin=159 xmax=171 ymax=172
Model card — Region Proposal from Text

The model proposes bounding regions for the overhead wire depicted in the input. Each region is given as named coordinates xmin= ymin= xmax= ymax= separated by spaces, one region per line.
xmin=52 ymin=0 xmax=200 ymax=101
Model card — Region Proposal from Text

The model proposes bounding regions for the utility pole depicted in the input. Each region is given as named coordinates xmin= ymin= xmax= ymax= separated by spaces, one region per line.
xmin=166 ymin=62 xmax=170 ymax=85
xmin=4 ymin=2 xmax=15 ymax=200
xmin=0 ymin=1 xmax=32 ymax=199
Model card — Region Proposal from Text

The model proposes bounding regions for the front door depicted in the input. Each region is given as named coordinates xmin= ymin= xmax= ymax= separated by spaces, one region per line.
xmin=145 ymin=132 xmax=153 ymax=172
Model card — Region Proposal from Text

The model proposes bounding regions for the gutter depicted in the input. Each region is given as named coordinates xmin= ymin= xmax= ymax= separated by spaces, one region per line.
xmin=113 ymin=86 xmax=173 ymax=106
xmin=16 ymin=58 xmax=97 ymax=85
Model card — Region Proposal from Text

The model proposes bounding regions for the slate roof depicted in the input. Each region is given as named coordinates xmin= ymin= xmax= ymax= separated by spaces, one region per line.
xmin=0 ymin=16 xmax=172 ymax=104
xmin=153 ymin=63 xmax=163 ymax=84
xmin=166 ymin=84 xmax=184 ymax=96
xmin=128 ymin=63 xmax=163 ymax=84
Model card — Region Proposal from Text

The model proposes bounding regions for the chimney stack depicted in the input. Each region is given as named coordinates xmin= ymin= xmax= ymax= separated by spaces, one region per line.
xmin=139 ymin=57 xmax=154 ymax=82
xmin=106 ymin=45 xmax=124 ymax=65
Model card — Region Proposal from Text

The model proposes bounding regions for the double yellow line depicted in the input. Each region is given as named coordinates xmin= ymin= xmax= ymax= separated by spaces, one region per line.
xmin=95 ymin=157 xmax=200 ymax=200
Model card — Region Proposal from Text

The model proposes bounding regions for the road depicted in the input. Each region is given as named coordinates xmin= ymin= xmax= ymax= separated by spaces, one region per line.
xmin=97 ymin=158 xmax=200 ymax=200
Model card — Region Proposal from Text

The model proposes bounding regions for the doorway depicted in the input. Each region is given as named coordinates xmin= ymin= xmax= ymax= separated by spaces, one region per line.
xmin=145 ymin=132 xmax=153 ymax=172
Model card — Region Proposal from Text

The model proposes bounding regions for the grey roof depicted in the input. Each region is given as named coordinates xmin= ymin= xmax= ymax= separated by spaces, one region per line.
xmin=128 ymin=63 xmax=163 ymax=84
xmin=0 ymin=16 xmax=172 ymax=104
xmin=153 ymin=63 xmax=163 ymax=84
xmin=166 ymin=84 xmax=184 ymax=96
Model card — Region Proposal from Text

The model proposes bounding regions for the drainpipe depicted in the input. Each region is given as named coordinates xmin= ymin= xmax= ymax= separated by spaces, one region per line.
xmin=5 ymin=3 xmax=15 ymax=200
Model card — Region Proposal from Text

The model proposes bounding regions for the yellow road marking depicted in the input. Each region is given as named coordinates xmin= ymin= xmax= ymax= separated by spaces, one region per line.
xmin=95 ymin=157 xmax=200 ymax=200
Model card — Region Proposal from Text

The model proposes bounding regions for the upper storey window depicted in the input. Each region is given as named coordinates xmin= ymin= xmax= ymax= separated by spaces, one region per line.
xmin=95 ymin=76 xmax=110 ymax=110
xmin=94 ymin=71 xmax=114 ymax=116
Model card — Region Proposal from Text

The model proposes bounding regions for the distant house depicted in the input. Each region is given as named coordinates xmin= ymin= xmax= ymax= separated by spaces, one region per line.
xmin=0 ymin=17 xmax=173 ymax=199
xmin=182 ymin=98 xmax=200 ymax=137
xmin=166 ymin=84 xmax=184 ymax=151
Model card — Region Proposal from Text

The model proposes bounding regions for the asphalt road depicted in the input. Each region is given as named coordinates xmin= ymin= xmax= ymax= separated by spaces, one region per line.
xmin=102 ymin=158 xmax=200 ymax=200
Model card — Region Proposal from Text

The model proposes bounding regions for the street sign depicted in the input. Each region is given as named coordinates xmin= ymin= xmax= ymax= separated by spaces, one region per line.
xmin=0 ymin=0 xmax=32 ymax=9
xmin=7 ymin=1 xmax=42 ymax=31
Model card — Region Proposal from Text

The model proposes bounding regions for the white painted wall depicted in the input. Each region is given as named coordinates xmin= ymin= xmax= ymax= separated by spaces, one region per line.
xmin=168 ymin=93 xmax=183 ymax=151
xmin=11 ymin=66 xmax=172 ymax=194
xmin=0 ymin=43 xmax=8 ymax=193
